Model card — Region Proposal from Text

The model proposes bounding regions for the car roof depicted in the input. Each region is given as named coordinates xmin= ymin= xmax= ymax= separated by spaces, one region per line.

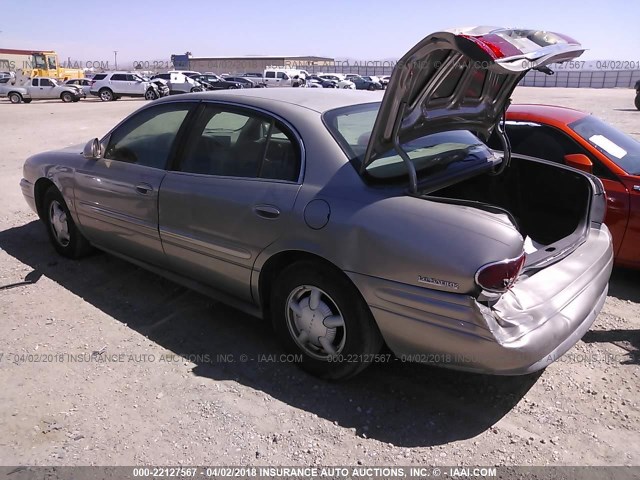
xmin=507 ymin=104 xmax=589 ymax=124
xmin=155 ymin=88 xmax=384 ymax=114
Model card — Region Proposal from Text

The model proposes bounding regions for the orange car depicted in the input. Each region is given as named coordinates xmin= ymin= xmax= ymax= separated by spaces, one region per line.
xmin=493 ymin=105 xmax=640 ymax=268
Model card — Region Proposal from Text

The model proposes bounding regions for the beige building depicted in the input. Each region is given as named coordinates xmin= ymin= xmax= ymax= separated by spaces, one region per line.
xmin=172 ymin=55 xmax=335 ymax=74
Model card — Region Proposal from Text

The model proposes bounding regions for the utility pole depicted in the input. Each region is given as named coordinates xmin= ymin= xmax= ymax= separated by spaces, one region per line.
xmin=114 ymin=51 xmax=118 ymax=70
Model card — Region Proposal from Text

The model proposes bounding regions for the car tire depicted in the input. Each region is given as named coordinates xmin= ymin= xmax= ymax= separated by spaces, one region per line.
xmin=270 ymin=261 xmax=384 ymax=380
xmin=635 ymin=94 xmax=640 ymax=111
xmin=367 ymin=83 xmax=375 ymax=91
xmin=145 ymin=88 xmax=158 ymax=100
xmin=99 ymin=88 xmax=114 ymax=101
xmin=8 ymin=92 xmax=22 ymax=104
xmin=61 ymin=92 xmax=73 ymax=103
xmin=42 ymin=186 xmax=93 ymax=259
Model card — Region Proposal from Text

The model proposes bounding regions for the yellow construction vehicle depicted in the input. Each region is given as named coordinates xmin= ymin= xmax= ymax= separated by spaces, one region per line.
xmin=0 ymin=49 xmax=84 ymax=80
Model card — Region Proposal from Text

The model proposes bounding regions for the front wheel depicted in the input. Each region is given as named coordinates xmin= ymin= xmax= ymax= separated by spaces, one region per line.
xmin=8 ymin=92 xmax=22 ymax=104
xmin=271 ymin=261 xmax=383 ymax=380
xmin=61 ymin=92 xmax=73 ymax=103
xmin=635 ymin=93 xmax=640 ymax=111
xmin=42 ymin=186 xmax=93 ymax=258
xmin=145 ymin=88 xmax=158 ymax=100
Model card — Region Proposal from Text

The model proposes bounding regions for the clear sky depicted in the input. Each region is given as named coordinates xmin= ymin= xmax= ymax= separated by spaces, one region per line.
xmin=1 ymin=0 xmax=638 ymax=62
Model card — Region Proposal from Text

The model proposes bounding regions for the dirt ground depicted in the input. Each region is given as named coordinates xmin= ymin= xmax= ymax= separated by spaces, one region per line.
xmin=0 ymin=88 xmax=638 ymax=468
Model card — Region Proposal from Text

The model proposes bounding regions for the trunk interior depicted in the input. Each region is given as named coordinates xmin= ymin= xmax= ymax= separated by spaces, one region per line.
xmin=427 ymin=156 xmax=593 ymax=249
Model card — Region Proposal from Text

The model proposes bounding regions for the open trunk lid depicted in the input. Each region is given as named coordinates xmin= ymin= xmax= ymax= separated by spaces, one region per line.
xmin=361 ymin=27 xmax=585 ymax=185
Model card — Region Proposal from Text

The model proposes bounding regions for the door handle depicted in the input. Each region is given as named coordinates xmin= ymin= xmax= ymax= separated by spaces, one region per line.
xmin=135 ymin=183 xmax=153 ymax=195
xmin=254 ymin=205 xmax=280 ymax=219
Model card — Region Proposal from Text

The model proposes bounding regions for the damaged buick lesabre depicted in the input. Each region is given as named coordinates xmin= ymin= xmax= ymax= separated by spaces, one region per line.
xmin=21 ymin=27 xmax=613 ymax=379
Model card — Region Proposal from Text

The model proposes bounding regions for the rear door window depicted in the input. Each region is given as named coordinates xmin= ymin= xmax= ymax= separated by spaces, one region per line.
xmin=177 ymin=104 xmax=301 ymax=181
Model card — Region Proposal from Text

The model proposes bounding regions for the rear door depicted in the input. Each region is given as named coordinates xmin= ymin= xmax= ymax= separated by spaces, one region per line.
xmin=109 ymin=73 xmax=131 ymax=95
xmin=264 ymin=70 xmax=277 ymax=87
xmin=74 ymin=101 xmax=196 ymax=267
xmin=158 ymin=102 xmax=302 ymax=301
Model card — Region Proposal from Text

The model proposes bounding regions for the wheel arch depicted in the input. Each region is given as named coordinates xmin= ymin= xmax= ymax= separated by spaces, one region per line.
xmin=34 ymin=178 xmax=57 ymax=220
xmin=257 ymin=249 xmax=362 ymax=320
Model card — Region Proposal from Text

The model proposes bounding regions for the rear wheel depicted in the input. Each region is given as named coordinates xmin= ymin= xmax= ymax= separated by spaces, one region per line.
xmin=42 ymin=186 xmax=92 ymax=258
xmin=271 ymin=261 xmax=383 ymax=380
xmin=99 ymin=88 xmax=114 ymax=101
xmin=61 ymin=91 xmax=73 ymax=103
xmin=8 ymin=92 xmax=22 ymax=104
xmin=367 ymin=83 xmax=375 ymax=91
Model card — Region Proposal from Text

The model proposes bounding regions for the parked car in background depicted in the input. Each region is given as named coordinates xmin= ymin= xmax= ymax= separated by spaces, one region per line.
xmin=363 ymin=75 xmax=384 ymax=87
xmin=346 ymin=74 xmax=383 ymax=90
xmin=306 ymin=75 xmax=337 ymax=88
xmin=488 ymin=104 xmax=640 ymax=269
xmin=1 ymin=77 xmax=84 ymax=103
xmin=222 ymin=75 xmax=264 ymax=88
xmin=240 ymin=72 xmax=264 ymax=79
xmin=90 ymin=72 xmax=160 ymax=101
xmin=635 ymin=79 xmax=640 ymax=110
xmin=20 ymin=27 xmax=612 ymax=380
xmin=145 ymin=77 xmax=170 ymax=97
xmin=152 ymin=72 xmax=203 ymax=94
xmin=63 ymin=78 xmax=93 ymax=97
xmin=190 ymin=73 xmax=242 ymax=90
xmin=317 ymin=73 xmax=355 ymax=89
xmin=263 ymin=67 xmax=308 ymax=87
xmin=379 ymin=75 xmax=391 ymax=87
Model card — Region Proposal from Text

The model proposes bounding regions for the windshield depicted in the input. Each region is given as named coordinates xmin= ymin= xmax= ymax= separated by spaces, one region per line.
xmin=570 ymin=115 xmax=640 ymax=175
xmin=33 ymin=54 xmax=46 ymax=69
xmin=324 ymin=103 xmax=496 ymax=181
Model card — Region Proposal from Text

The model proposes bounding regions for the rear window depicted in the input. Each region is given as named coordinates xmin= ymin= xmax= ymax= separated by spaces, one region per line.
xmin=324 ymin=102 xmax=496 ymax=182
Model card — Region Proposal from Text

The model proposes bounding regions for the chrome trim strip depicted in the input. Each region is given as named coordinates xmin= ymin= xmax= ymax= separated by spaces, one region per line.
xmin=160 ymin=227 xmax=252 ymax=260
xmin=78 ymin=202 xmax=158 ymax=238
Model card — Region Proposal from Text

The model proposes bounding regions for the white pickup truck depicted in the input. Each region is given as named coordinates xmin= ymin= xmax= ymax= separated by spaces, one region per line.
xmin=0 ymin=77 xmax=84 ymax=104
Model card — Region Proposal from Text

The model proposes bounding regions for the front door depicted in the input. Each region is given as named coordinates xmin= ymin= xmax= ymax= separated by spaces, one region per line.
xmin=74 ymin=102 xmax=195 ymax=267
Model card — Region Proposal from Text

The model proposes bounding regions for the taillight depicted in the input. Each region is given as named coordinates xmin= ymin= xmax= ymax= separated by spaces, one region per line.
xmin=475 ymin=252 xmax=526 ymax=293
xmin=460 ymin=33 xmax=526 ymax=60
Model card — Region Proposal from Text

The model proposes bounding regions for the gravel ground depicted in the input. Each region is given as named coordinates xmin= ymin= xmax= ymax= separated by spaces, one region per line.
xmin=0 ymin=88 xmax=638 ymax=468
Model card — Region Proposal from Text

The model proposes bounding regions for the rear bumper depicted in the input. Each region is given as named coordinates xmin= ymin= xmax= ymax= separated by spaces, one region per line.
xmin=348 ymin=225 xmax=613 ymax=375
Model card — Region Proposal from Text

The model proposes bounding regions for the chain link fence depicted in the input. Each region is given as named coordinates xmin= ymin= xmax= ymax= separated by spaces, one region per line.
xmin=519 ymin=69 xmax=640 ymax=88
xmin=296 ymin=62 xmax=640 ymax=89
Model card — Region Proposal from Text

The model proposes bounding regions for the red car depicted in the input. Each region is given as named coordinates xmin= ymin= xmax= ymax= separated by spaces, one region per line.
xmin=491 ymin=104 xmax=640 ymax=269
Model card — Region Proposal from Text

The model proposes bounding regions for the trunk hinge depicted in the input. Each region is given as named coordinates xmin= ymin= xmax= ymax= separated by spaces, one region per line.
xmin=391 ymin=101 xmax=418 ymax=194
xmin=489 ymin=99 xmax=512 ymax=177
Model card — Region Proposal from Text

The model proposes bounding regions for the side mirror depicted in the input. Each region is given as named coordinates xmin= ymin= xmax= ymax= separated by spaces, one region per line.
xmin=83 ymin=138 xmax=102 ymax=159
xmin=564 ymin=154 xmax=593 ymax=174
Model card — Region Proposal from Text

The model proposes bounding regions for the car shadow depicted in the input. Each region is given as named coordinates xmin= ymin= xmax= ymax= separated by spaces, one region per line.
xmin=0 ymin=221 xmax=540 ymax=448
xmin=608 ymin=267 xmax=640 ymax=303
xmin=582 ymin=329 xmax=640 ymax=365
